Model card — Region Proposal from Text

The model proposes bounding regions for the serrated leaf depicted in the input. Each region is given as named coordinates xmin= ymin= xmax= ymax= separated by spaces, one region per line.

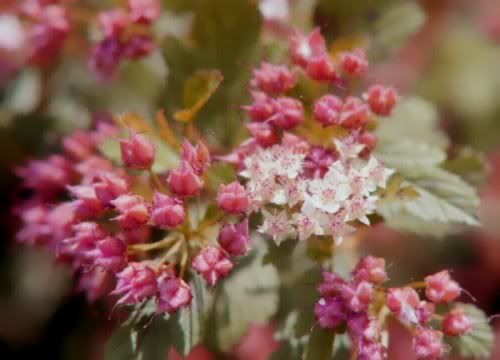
xmin=174 ymin=70 xmax=223 ymax=123
xmin=447 ymin=303 xmax=494 ymax=359
xmin=302 ymin=326 xmax=334 ymax=360
xmin=443 ymin=147 xmax=487 ymax=187
xmin=215 ymin=236 xmax=280 ymax=350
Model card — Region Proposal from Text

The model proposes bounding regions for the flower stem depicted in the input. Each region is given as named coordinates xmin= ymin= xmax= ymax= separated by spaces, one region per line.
xmin=148 ymin=169 xmax=166 ymax=193
xmin=128 ymin=235 xmax=177 ymax=252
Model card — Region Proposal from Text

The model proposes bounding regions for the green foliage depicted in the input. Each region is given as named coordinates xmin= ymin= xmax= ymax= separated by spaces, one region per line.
xmin=447 ymin=303 xmax=494 ymax=359
xmin=302 ymin=326 xmax=335 ymax=360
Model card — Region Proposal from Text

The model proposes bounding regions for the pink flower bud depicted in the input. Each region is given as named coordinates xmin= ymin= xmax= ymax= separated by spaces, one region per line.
xmin=112 ymin=262 xmax=157 ymax=304
xmin=16 ymin=155 xmax=73 ymax=196
xmin=75 ymin=156 xmax=113 ymax=182
xmin=181 ymin=139 xmax=211 ymax=175
xmin=217 ymin=182 xmax=250 ymax=214
xmin=347 ymin=313 xmax=380 ymax=343
xmin=317 ymin=270 xmax=347 ymax=298
xmin=67 ymin=185 xmax=103 ymax=220
xmin=442 ymin=307 xmax=472 ymax=336
xmin=339 ymin=49 xmax=368 ymax=77
xmin=305 ymin=55 xmax=338 ymax=83
xmin=119 ymin=226 xmax=150 ymax=245
xmin=352 ymin=256 xmax=387 ymax=285
xmin=303 ymin=145 xmax=337 ymax=179
xmin=358 ymin=340 xmax=386 ymax=360
xmin=364 ymin=85 xmax=398 ymax=116
xmin=88 ymin=37 xmax=124 ymax=80
xmin=168 ymin=161 xmax=204 ymax=197
xmin=16 ymin=204 xmax=51 ymax=245
xmin=314 ymin=297 xmax=345 ymax=329
xmin=77 ymin=267 xmax=114 ymax=303
xmin=86 ymin=236 xmax=126 ymax=272
xmin=192 ymin=246 xmax=233 ymax=287
xmin=250 ymin=62 xmax=296 ymax=94
xmin=111 ymin=194 xmax=150 ymax=229
xmin=151 ymin=192 xmax=185 ymax=228
xmin=386 ymin=287 xmax=420 ymax=324
xmin=62 ymin=130 xmax=95 ymax=160
xmin=156 ymin=275 xmax=192 ymax=313
xmin=242 ymin=91 xmax=277 ymax=122
xmin=123 ymin=35 xmax=155 ymax=59
xmin=412 ymin=328 xmax=445 ymax=360
xmin=424 ymin=270 xmax=461 ymax=303
xmin=47 ymin=202 xmax=77 ymax=244
xmin=282 ymin=133 xmax=310 ymax=153
xmin=120 ymin=131 xmax=156 ymax=169
xmin=358 ymin=132 xmax=378 ymax=157
xmin=289 ymin=28 xmax=327 ymax=68
xmin=97 ymin=9 xmax=129 ymax=38
xmin=341 ymin=281 xmax=373 ymax=312
xmin=313 ymin=95 xmax=343 ymax=127
xmin=92 ymin=171 xmax=130 ymax=207
xmin=269 ymin=97 xmax=304 ymax=130
xmin=340 ymin=97 xmax=369 ymax=129
xmin=416 ymin=301 xmax=435 ymax=326
xmin=218 ymin=220 xmax=250 ymax=256
xmin=127 ymin=0 xmax=161 ymax=24
xmin=246 ymin=122 xmax=278 ymax=148
xmin=61 ymin=222 xmax=107 ymax=258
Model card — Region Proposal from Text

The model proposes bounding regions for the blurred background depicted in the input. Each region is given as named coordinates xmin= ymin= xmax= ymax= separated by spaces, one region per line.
xmin=1 ymin=0 xmax=500 ymax=359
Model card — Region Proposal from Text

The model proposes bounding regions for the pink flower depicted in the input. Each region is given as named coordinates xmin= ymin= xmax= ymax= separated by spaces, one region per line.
xmin=250 ymin=62 xmax=296 ymax=94
xmin=442 ymin=307 xmax=472 ymax=336
xmin=16 ymin=204 xmax=51 ymax=245
xmin=424 ymin=270 xmax=461 ymax=303
xmin=358 ymin=340 xmax=386 ymax=360
xmin=341 ymin=281 xmax=373 ymax=312
xmin=364 ymin=85 xmax=398 ymax=116
xmin=217 ymin=182 xmax=250 ymax=214
xmin=386 ymin=287 xmax=420 ymax=324
xmin=317 ymin=270 xmax=347 ymax=298
xmin=305 ymin=54 xmax=338 ymax=83
xmin=289 ymin=28 xmax=327 ymax=68
xmin=269 ymin=97 xmax=304 ymax=130
xmin=97 ymin=9 xmax=129 ymax=38
xmin=67 ymin=185 xmax=103 ymax=220
xmin=92 ymin=171 xmax=130 ymax=207
xmin=313 ymin=95 xmax=343 ymax=127
xmin=416 ymin=301 xmax=435 ymax=326
xmin=76 ymin=267 xmax=114 ymax=303
xmin=156 ymin=275 xmax=192 ymax=313
xmin=60 ymin=222 xmax=107 ymax=258
xmin=192 ymin=246 xmax=233 ymax=287
xmin=112 ymin=262 xmax=158 ymax=304
xmin=218 ymin=220 xmax=250 ymax=256
xmin=123 ymin=35 xmax=155 ymax=59
xmin=339 ymin=49 xmax=368 ymax=77
xmin=351 ymin=256 xmax=387 ymax=285
xmin=150 ymin=192 xmax=185 ymax=228
xmin=181 ymin=139 xmax=211 ymax=175
xmin=242 ymin=91 xmax=277 ymax=122
xmin=347 ymin=313 xmax=380 ymax=342
xmin=75 ymin=156 xmax=113 ymax=182
xmin=246 ymin=122 xmax=278 ymax=147
xmin=303 ymin=145 xmax=337 ymax=179
xmin=127 ymin=0 xmax=161 ymax=24
xmin=119 ymin=226 xmax=150 ymax=245
xmin=314 ymin=297 xmax=346 ymax=329
xmin=111 ymin=194 xmax=150 ymax=229
xmin=62 ymin=130 xmax=95 ymax=160
xmin=88 ymin=37 xmax=124 ymax=80
xmin=120 ymin=131 xmax=156 ymax=169
xmin=412 ymin=328 xmax=445 ymax=360
xmin=340 ymin=96 xmax=369 ymax=129
xmin=85 ymin=236 xmax=127 ymax=272
xmin=168 ymin=160 xmax=204 ymax=197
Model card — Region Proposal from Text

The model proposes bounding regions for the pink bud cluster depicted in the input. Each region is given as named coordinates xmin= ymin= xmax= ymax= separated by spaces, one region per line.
xmin=89 ymin=0 xmax=161 ymax=79
xmin=315 ymin=258 xmax=473 ymax=360
xmin=315 ymin=256 xmax=387 ymax=360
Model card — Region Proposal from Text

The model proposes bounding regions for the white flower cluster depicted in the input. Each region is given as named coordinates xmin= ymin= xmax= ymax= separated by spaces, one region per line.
xmin=240 ymin=137 xmax=394 ymax=245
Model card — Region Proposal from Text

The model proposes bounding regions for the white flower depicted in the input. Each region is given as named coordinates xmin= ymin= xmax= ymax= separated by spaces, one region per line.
xmin=272 ymin=177 xmax=307 ymax=207
xmin=344 ymin=196 xmax=377 ymax=225
xmin=347 ymin=168 xmax=373 ymax=197
xmin=0 ymin=15 xmax=26 ymax=52
xmin=361 ymin=156 xmax=394 ymax=189
xmin=272 ymin=145 xmax=306 ymax=179
xmin=306 ymin=168 xmax=350 ymax=214
xmin=323 ymin=211 xmax=356 ymax=245
xmin=292 ymin=212 xmax=323 ymax=241
xmin=259 ymin=209 xmax=295 ymax=245
xmin=334 ymin=134 xmax=365 ymax=160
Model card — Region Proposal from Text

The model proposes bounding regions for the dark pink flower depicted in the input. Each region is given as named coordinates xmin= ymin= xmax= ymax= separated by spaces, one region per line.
xmin=85 ymin=236 xmax=127 ymax=272
xmin=168 ymin=160 xmax=204 ymax=197
xmin=127 ymin=0 xmax=161 ymax=24
xmin=150 ymin=192 xmax=185 ymax=228
xmin=289 ymin=28 xmax=327 ymax=68
xmin=67 ymin=185 xmax=103 ymax=220
xmin=192 ymin=246 xmax=233 ymax=287
xmin=217 ymin=182 xmax=250 ymax=214
xmin=92 ymin=171 xmax=130 ymax=207
xmin=123 ymin=35 xmax=155 ymax=59
xmin=340 ymin=96 xmax=369 ymax=129
xmin=16 ymin=204 xmax=51 ymax=245
xmin=246 ymin=122 xmax=278 ymax=148
xmin=364 ymin=85 xmax=398 ymax=116
xmin=62 ymin=130 xmax=95 ymax=160
xmin=386 ymin=287 xmax=420 ymax=324
xmin=412 ymin=328 xmax=445 ymax=360
xmin=314 ymin=296 xmax=346 ymax=329
xmin=119 ymin=226 xmax=150 ymax=245
xmin=416 ymin=301 xmax=435 ymax=326
xmin=341 ymin=281 xmax=373 ymax=312
xmin=88 ymin=37 xmax=124 ymax=80
xmin=111 ymin=194 xmax=150 ymax=229
xmin=156 ymin=275 xmax=192 ymax=313
xmin=250 ymin=62 xmax=296 ymax=94
xmin=339 ymin=49 xmax=368 ymax=77
xmin=269 ymin=97 xmax=304 ymax=130
xmin=112 ymin=262 xmax=158 ymax=304
xmin=305 ymin=54 xmax=338 ymax=83
xmin=317 ymin=270 xmax=347 ymax=298
xmin=97 ymin=9 xmax=129 ymax=38
xmin=76 ymin=267 xmax=114 ymax=303
xmin=313 ymin=95 xmax=343 ymax=127
xmin=218 ymin=220 xmax=250 ymax=256
xmin=358 ymin=340 xmax=386 ymax=360
xmin=442 ymin=307 xmax=472 ymax=336
xmin=61 ymin=222 xmax=107 ymax=258
xmin=347 ymin=313 xmax=380 ymax=343
xmin=181 ymin=139 xmax=211 ymax=175
xmin=424 ymin=270 xmax=461 ymax=303
xmin=120 ymin=131 xmax=156 ymax=169
xmin=351 ymin=256 xmax=387 ymax=285
xmin=242 ymin=91 xmax=277 ymax=122
xmin=303 ymin=146 xmax=337 ymax=179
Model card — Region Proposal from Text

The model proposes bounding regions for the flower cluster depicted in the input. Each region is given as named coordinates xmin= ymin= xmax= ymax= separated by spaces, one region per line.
xmin=14 ymin=111 xmax=251 ymax=312
xmin=89 ymin=0 xmax=161 ymax=79
xmin=315 ymin=261 xmax=472 ymax=360
xmin=232 ymin=28 xmax=397 ymax=246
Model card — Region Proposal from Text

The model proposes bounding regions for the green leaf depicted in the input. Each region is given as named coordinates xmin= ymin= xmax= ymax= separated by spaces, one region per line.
xmin=214 ymin=236 xmax=280 ymax=350
xmin=443 ymin=147 xmax=487 ymax=187
xmin=271 ymin=311 xmax=308 ymax=360
xmin=302 ymin=326 xmax=335 ymax=360
xmin=447 ymin=303 xmax=494 ymax=359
